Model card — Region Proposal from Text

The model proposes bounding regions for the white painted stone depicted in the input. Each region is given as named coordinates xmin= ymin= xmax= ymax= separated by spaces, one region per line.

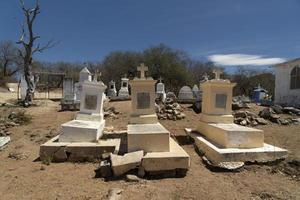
xmin=59 ymin=120 xmax=105 ymax=142
xmin=127 ymin=123 xmax=170 ymax=152
xmin=59 ymin=79 xmax=107 ymax=142
xmin=79 ymin=67 xmax=92 ymax=82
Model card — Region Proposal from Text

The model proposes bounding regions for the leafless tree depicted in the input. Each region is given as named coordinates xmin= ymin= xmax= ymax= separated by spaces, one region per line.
xmin=0 ymin=41 xmax=21 ymax=78
xmin=17 ymin=0 xmax=55 ymax=106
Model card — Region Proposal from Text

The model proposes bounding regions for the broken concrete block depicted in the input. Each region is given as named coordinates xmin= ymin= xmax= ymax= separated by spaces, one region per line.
xmin=125 ymin=174 xmax=141 ymax=182
xmin=0 ymin=136 xmax=10 ymax=149
xmin=110 ymin=150 xmax=144 ymax=177
xmin=107 ymin=188 xmax=123 ymax=200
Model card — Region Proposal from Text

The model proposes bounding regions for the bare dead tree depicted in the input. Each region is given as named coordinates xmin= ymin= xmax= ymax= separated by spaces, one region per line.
xmin=17 ymin=0 xmax=55 ymax=106
xmin=0 ymin=41 xmax=21 ymax=78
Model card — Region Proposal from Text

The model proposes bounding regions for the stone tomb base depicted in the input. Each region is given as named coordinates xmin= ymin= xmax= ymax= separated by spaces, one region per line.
xmin=59 ymin=120 xmax=105 ymax=142
xmin=141 ymin=138 xmax=190 ymax=173
xmin=197 ymin=121 xmax=264 ymax=148
xmin=127 ymin=123 xmax=170 ymax=152
xmin=40 ymin=135 xmax=120 ymax=162
xmin=185 ymin=128 xmax=287 ymax=165
xmin=129 ymin=114 xmax=158 ymax=124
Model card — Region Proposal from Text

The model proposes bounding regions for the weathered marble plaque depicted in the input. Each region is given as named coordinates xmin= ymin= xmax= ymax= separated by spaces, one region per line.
xmin=84 ymin=95 xmax=98 ymax=110
xmin=137 ymin=92 xmax=150 ymax=109
xmin=215 ymin=93 xmax=227 ymax=108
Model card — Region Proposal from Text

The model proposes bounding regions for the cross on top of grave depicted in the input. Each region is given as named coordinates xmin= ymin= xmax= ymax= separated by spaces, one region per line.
xmin=93 ymin=71 xmax=102 ymax=82
xmin=137 ymin=63 xmax=148 ymax=79
xmin=213 ymin=69 xmax=223 ymax=80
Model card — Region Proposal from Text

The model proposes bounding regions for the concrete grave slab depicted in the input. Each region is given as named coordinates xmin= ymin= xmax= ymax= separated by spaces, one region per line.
xmin=127 ymin=123 xmax=170 ymax=152
xmin=141 ymin=138 xmax=190 ymax=172
xmin=185 ymin=128 xmax=288 ymax=165
xmin=197 ymin=121 xmax=264 ymax=148
xmin=40 ymin=135 xmax=120 ymax=162
xmin=59 ymin=120 xmax=105 ymax=142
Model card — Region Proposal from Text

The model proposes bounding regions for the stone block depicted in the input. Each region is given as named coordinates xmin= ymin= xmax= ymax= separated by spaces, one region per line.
xmin=110 ymin=150 xmax=144 ymax=177
xmin=59 ymin=120 xmax=105 ymax=142
xmin=0 ymin=136 xmax=10 ymax=148
xmin=186 ymin=129 xmax=288 ymax=165
xmin=141 ymin=138 xmax=190 ymax=172
xmin=127 ymin=123 xmax=170 ymax=152
xmin=40 ymin=135 xmax=120 ymax=162
xmin=197 ymin=121 xmax=264 ymax=148
xmin=129 ymin=114 xmax=158 ymax=124
xmin=200 ymin=113 xmax=234 ymax=123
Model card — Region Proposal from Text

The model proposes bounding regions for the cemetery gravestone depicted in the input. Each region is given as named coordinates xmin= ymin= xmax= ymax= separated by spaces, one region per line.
xmin=107 ymin=80 xmax=117 ymax=98
xmin=178 ymin=86 xmax=194 ymax=103
xmin=118 ymin=76 xmax=130 ymax=98
xmin=156 ymin=78 xmax=166 ymax=102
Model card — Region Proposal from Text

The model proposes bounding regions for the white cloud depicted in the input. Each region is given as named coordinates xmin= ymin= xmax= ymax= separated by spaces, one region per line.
xmin=208 ymin=54 xmax=285 ymax=66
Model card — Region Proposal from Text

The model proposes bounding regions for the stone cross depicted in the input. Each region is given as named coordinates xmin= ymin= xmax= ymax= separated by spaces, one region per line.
xmin=213 ymin=69 xmax=223 ymax=80
xmin=137 ymin=63 xmax=148 ymax=79
xmin=93 ymin=70 xmax=101 ymax=82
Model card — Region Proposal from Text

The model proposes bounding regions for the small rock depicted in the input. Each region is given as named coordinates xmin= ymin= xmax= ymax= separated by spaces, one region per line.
xmin=256 ymin=117 xmax=268 ymax=125
xmin=138 ymin=166 xmax=145 ymax=178
xmin=107 ymin=188 xmax=123 ymax=200
xmin=95 ymin=160 xmax=112 ymax=178
xmin=125 ymin=174 xmax=141 ymax=182
xmin=234 ymin=111 xmax=247 ymax=118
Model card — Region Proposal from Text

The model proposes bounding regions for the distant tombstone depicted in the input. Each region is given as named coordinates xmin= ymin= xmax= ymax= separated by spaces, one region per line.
xmin=118 ymin=76 xmax=129 ymax=97
xmin=192 ymin=84 xmax=200 ymax=99
xmin=20 ymin=76 xmax=27 ymax=100
xmin=156 ymin=78 xmax=166 ymax=102
xmin=74 ymin=67 xmax=92 ymax=102
xmin=178 ymin=86 xmax=194 ymax=102
xmin=63 ymin=78 xmax=75 ymax=101
xmin=107 ymin=80 xmax=117 ymax=98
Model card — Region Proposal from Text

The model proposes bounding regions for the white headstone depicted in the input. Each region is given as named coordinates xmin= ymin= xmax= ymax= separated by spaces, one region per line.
xmin=107 ymin=80 xmax=117 ymax=97
xmin=75 ymin=67 xmax=92 ymax=102
xmin=59 ymin=79 xmax=107 ymax=142
xmin=63 ymin=78 xmax=75 ymax=101
xmin=156 ymin=78 xmax=166 ymax=102
xmin=118 ymin=76 xmax=129 ymax=97
xmin=178 ymin=86 xmax=194 ymax=101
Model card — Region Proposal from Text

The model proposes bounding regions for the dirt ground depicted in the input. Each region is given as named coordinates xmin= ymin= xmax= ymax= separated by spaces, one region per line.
xmin=0 ymin=97 xmax=299 ymax=200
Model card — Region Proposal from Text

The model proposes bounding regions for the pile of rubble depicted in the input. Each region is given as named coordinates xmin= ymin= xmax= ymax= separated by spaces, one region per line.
xmin=155 ymin=92 xmax=186 ymax=120
xmin=0 ymin=111 xmax=31 ymax=136
xmin=233 ymin=110 xmax=268 ymax=126
xmin=233 ymin=105 xmax=300 ymax=126
xmin=258 ymin=105 xmax=300 ymax=125
xmin=232 ymin=96 xmax=251 ymax=110
xmin=104 ymin=107 xmax=120 ymax=119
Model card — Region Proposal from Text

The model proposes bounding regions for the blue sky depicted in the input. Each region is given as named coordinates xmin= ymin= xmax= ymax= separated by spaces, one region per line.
xmin=0 ymin=0 xmax=299 ymax=67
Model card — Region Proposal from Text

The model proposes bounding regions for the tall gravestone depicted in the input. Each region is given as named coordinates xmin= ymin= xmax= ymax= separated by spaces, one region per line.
xmin=189 ymin=69 xmax=287 ymax=166
xmin=107 ymin=80 xmax=117 ymax=98
xmin=118 ymin=76 xmax=130 ymax=98
xmin=156 ymin=77 xmax=166 ymax=102
xmin=59 ymin=76 xmax=107 ymax=142
xmin=62 ymin=78 xmax=75 ymax=102
xmin=74 ymin=67 xmax=92 ymax=102
xmin=127 ymin=64 xmax=190 ymax=174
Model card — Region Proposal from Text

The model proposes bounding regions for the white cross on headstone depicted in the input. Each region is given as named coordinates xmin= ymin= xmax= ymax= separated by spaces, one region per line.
xmin=213 ymin=69 xmax=223 ymax=80
xmin=137 ymin=63 xmax=148 ymax=79
xmin=93 ymin=70 xmax=102 ymax=82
